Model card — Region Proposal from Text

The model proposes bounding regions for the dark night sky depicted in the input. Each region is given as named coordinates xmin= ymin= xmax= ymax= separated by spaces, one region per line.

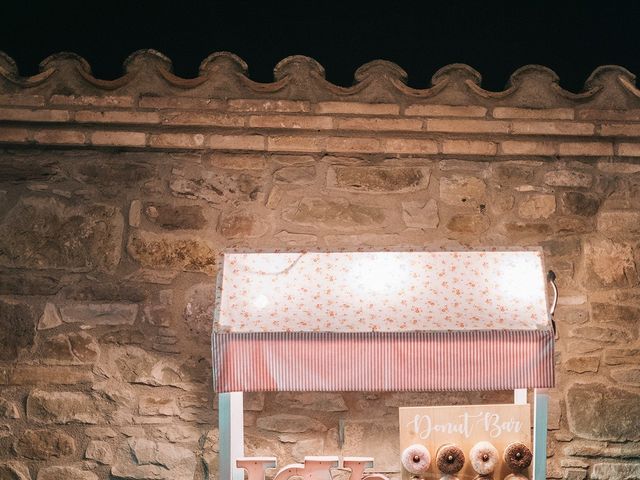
xmin=2 ymin=0 xmax=639 ymax=92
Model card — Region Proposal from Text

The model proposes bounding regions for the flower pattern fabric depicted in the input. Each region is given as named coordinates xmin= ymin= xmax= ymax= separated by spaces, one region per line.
xmin=216 ymin=250 xmax=550 ymax=333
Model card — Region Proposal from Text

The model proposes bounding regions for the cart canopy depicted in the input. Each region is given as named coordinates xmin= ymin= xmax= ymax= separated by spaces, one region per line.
xmin=212 ymin=249 xmax=554 ymax=392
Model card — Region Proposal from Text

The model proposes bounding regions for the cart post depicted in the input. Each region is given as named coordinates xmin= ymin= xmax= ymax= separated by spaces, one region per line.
xmin=533 ymin=389 xmax=548 ymax=480
xmin=219 ymin=391 xmax=245 ymax=480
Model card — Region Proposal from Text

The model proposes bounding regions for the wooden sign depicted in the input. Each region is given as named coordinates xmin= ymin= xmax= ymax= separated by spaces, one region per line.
xmin=399 ymin=404 xmax=531 ymax=479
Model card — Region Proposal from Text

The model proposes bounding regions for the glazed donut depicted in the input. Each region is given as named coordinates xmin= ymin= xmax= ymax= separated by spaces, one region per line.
xmin=401 ymin=444 xmax=431 ymax=475
xmin=504 ymin=474 xmax=529 ymax=480
xmin=469 ymin=441 xmax=499 ymax=475
xmin=440 ymin=475 xmax=460 ymax=480
xmin=503 ymin=442 xmax=532 ymax=471
xmin=436 ymin=444 xmax=465 ymax=474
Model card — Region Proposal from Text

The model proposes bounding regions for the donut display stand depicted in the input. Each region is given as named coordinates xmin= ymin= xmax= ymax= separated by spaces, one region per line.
xmin=212 ymin=249 xmax=555 ymax=480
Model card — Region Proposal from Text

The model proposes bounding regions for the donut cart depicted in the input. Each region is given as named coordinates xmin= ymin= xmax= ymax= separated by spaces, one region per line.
xmin=212 ymin=249 xmax=555 ymax=480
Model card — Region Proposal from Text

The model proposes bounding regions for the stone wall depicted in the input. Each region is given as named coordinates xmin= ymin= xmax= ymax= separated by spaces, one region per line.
xmin=0 ymin=51 xmax=639 ymax=480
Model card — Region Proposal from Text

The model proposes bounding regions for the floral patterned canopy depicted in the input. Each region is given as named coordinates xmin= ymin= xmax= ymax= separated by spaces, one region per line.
xmin=215 ymin=250 xmax=551 ymax=333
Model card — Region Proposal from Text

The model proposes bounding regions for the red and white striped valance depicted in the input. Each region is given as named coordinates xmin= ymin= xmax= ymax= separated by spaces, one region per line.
xmin=213 ymin=330 xmax=554 ymax=392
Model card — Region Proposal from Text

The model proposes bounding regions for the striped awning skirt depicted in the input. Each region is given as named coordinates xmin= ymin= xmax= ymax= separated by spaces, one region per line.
xmin=212 ymin=330 xmax=554 ymax=392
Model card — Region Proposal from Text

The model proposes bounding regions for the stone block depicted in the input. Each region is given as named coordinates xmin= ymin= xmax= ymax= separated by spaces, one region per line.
xmin=561 ymin=192 xmax=601 ymax=216
xmin=0 ymin=462 xmax=30 ymax=480
xmin=257 ymin=414 xmax=327 ymax=433
xmin=282 ymin=197 xmax=385 ymax=230
xmin=518 ymin=194 xmax=556 ymax=219
xmin=591 ymin=463 xmax=640 ymax=479
xmin=566 ymin=383 xmax=640 ymax=441
xmin=401 ymin=199 xmax=439 ymax=228
xmin=143 ymin=203 xmax=207 ymax=230
xmin=327 ymin=166 xmax=429 ymax=193
xmin=127 ymin=231 xmax=217 ymax=275
xmin=439 ymin=174 xmax=486 ymax=207
xmin=582 ymin=237 xmax=637 ymax=288
xmin=0 ymin=300 xmax=36 ymax=361
xmin=544 ymin=170 xmax=593 ymax=188
xmin=111 ymin=438 xmax=196 ymax=480
xmin=564 ymin=356 xmax=600 ymax=373
xmin=85 ymin=440 xmax=113 ymax=464
xmin=0 ymin=197 xmax=123 ymax=272
xmin=27 ymin=389 xmax=103 ymax=424
xmin=37 ymin=467 xmax=98 ymax=480
xmin=14 ymin=429 xmax=75 ymax=459
xmin=59 ymin=303 xmax=138 ymax=326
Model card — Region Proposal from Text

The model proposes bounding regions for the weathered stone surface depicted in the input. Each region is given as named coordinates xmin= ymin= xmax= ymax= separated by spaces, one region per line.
xmin=544 ymin=170 xmax=592 ymax=188
xmin=566 ymin=383 xmax=640 ymax=441
xmin=274 ymin=393 xmax=348 ymax=411
xmin=591 ymin=303 xmax=640 ymax=335
xmin=292 ymin=437 xmax=324 ymax=461
xmin=10 ymin=366 xmax=93 ymax=385
xmin=97 ymin=345 xmax=187 ymax=389
xmin=582 ymin=237 xmax=637 ymax=288
xmin=127 ymin=231 xmax=217 ymax=275
xmin=503 ymin=221 xmax=552 ymax=238
xmin=597 ymin=211 xmax=640 ymax=237
xmin=342 ymin=420 xmax=400 ymax=472
xmin=440 ymin=174 xmax=486 ymax=207
xmin=591 ymin=462 xmax=640 ymax=479
xmin=38 ymin=303 xmax=62 ymax=330
xmin=183 ymin=283 xmax=215 ymax=341
xmin=0 ymin=398 xmax=18 ymax=419
xmin=111 ymin=438 xmax=196 ymax=480
xmin=328 ymin=166 xmax=429 ymax=193
xmin=446 ymin=214 xmax=490 ymax=233
xmin=0 ymin=300 xmax=36 ymax=361
xmin=218 ymin=210 xmax=269 ymax=238
xmin=401 ymin=199 xmax=439 ymax=228
xmin=59 ymin=303 xmax=138 ymax=326
xmin=27 ymin=389 xmax=102 ymax=424
xmin=564 ymin=440 xmax=640 ymax=458
xmin=569 ymin=326 xmax=632 ymax=343
xmin=0 ymin=462 xmax=31 ymax=480
xmin=283 ymin=197 xmax=384 ymax=230
xmin=561 ymin=192 xmax=601 ymax=216
xmin=275 ymin=166 xmax=316 ymax=184
xmin=611 ymin=367 xmax=640 ymax=387
xmin=564 ymin=356 xmax=600 ymax=373
xmin=0 ymin=271 xmax=60 ymax=296
xmin=605 ymin=348 xmax=640 ymax=366
xmin=0 ymin=157 xmax=60 ymax=182
xmin=85 ymin=440 xmax=113 ymax=464
xmin=273 ymin=230 xmax=318 ymax=246
xmin=491 ymin=163 xmax=536 ymax=185
xmin=37 ymin=466 xmax=98 ymax=480
xmin=138 ymin=396 xmax=180 ymax=416
xmin=257 ymin=414 xmax=327 ymax=433
xmin=518 ymin=194 xmax=556 ymax=219
xmin=0 ymin=197 xmax=123 ymax=272
xmin=14 ymin=429 xmax=75 ymax=459
xmin=170 ymin=166 xmax=262 ymax=204
xmin=562 ymin=468 xmax=587 ymax=480
xmin=144 ymin=203 xmax=207 ymax=230
xmin=40 ymin=332 xmax=100 ymax=364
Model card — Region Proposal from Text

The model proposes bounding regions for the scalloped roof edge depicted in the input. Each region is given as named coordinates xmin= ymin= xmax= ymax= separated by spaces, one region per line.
xmin=0 ymin=50 xmax=639 ymax=109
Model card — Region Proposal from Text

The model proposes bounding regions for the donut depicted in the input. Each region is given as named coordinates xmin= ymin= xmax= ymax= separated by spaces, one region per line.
xmin=436 ymin=444 xmax=465 ymax=474
xmin=469 ymin=441 xmax=499 ymax=475
xmin=401 ymin=444 xmax=431 ymax=475
xmin=440 ymin=475 xmax=460 ymax=480
xmin=504 ymin=474 xmax=529 ymax=480
xmin=503 ymin=442 xmax=532 ymax=471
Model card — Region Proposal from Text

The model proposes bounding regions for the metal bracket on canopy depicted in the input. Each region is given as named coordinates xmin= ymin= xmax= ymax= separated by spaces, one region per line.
xmin=547 ymin=270 xmax=558 ymax=335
